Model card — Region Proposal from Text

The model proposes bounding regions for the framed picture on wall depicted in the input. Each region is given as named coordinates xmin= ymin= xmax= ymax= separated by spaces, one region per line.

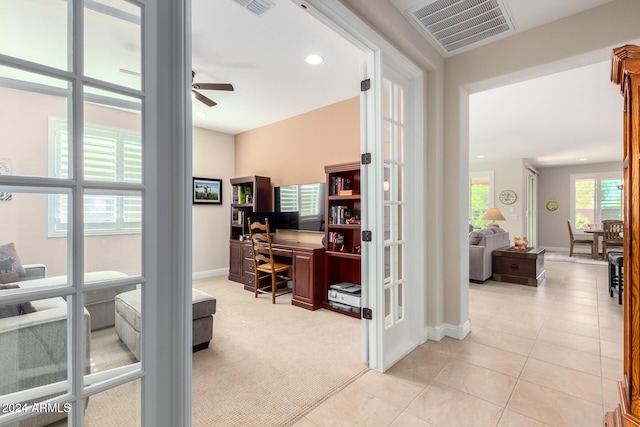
xmin=193 ymin=177 xmax=222 ymax=205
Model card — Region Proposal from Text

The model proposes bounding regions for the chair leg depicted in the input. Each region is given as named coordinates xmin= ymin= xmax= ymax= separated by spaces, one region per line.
xmin=569 ymin=243 xmax=573 ymax=257
xmin=271 ymin=271 xmax=277 ymax=304
xmin=609 ymin=261 xmax=614 ymax=297
xmin=619 ymin=264 xmax=624 ymax=305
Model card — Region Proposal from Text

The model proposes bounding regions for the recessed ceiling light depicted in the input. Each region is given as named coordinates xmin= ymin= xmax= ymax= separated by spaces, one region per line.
xmin=477 ymin=155 xmax=485 ymax=158
xmin=306 ymin=54 xmax=323 ymax=65
xmin=579 ymin=157 xmax=588 ymax=161
xmin=195 ymin=112 xmax=206 ymax=117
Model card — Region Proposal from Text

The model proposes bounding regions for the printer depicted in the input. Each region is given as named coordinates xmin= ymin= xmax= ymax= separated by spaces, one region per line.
xmin=328 ymin=282 xmax=361 ymax=312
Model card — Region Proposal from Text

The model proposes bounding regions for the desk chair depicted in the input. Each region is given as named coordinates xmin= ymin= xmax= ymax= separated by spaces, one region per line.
xmin=567 ymin=220 xmax=594 ymax=258
xmin=248 ymin=217 xmax=292 ymax=304
xmin=602 ymin=220 xmax=624 ymax=259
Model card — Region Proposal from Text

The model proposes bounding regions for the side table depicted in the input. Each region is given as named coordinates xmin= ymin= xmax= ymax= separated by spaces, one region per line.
xmin=492 ymin=247 xmax=546 ymax=287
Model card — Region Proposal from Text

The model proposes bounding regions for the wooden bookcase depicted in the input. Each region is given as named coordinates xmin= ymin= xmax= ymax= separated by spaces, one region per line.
xmin=323 ymin=161 xmax=362 ymax=318
xmin=228 ymin=176 xmax=271 ymax=284
xmin=229 ymin=176 xmax=271 ymax=241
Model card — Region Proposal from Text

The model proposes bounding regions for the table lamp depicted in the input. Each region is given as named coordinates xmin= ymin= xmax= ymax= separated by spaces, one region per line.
xmin=482 ymin=207 xmax=506 ymax=227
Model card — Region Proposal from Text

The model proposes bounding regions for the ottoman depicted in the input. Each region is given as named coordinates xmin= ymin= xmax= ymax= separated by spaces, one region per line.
xmin=114 ymin=288 xmax=217 ymax=360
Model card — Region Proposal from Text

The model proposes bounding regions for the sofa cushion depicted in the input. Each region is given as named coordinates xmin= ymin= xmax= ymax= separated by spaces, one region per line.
xmin=469 ymin=231 xmax=482 ymax=245
xmin=0 ymin=243 xmax=26 ymax=284
xmin=0 ymin=284 xmax=37 ymax=318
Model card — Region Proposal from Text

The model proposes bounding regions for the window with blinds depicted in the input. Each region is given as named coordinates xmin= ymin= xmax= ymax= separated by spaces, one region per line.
xmin=571 ymin=172 xmax=623 ymax=230
xmin=49 ymin=118 xmax=142 ymax=235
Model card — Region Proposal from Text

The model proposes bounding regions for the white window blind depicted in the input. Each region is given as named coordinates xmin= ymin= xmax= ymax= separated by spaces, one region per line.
xmin=571 ymin=172 xmax=623 ymax=230
xmin=49 ymin=118 xmax=142 ymax=236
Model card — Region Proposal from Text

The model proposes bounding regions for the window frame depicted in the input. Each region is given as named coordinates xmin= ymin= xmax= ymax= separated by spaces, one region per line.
xmin=48 ymin=117 xmax=142 ymax=237
xmin=570 ymin=171 xmax=623 ymax=232
xmin=469 ymin=170 xmax=494 ymax=229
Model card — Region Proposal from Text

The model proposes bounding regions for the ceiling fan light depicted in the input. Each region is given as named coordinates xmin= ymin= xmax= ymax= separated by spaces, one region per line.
xmin=306 ymin=54 xmax=323 ymax=65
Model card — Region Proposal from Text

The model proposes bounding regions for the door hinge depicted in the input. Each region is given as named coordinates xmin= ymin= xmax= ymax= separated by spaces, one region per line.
xmin=361 ymin=78 xmax=371 ymax=92
xmin=361 ymin=152 xmax=371 ymax=165
xmin=362 ymin=307 xmax=373 ymax=319
xmin=362 ymin=230 xmax=372 ymax=242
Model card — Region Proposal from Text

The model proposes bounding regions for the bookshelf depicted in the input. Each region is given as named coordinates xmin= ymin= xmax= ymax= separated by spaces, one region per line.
xmin=229 ymin=175 xmax=271 ymax=241
xmin=323 ymin=161 xmax=361 ymax=318
xmin=228 ymin=176 xmax=271 ymax=285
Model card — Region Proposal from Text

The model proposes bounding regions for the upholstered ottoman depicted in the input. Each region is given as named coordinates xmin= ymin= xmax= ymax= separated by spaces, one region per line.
xmin=114 ymin=288 xmax=217 ymax=360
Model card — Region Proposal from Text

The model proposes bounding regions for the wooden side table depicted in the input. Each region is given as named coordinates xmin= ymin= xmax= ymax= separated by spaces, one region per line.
xmin=492 ymin=247 xmax=546 ymax=287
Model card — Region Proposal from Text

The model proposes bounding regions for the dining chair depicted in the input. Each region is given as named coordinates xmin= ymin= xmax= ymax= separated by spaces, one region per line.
xmin=567 ymin=220 xmax=594 ymax=257
xmin=248 ymin=217 xmax=292 ymax=304
xmin=602 ymin=220 xmax=624 ymax=259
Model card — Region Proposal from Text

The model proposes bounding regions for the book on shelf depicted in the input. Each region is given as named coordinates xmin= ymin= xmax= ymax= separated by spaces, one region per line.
xmin=328 ymin=232 xmax=345 ymax=252
xmin=330 ymin=176 xmax=353 ymax=196
xmin=329 ymin=205 xmax=354 ymax=225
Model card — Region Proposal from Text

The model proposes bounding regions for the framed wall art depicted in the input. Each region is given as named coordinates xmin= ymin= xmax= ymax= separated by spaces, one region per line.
xmin=193 ymin=177 xmax=222 ymax=205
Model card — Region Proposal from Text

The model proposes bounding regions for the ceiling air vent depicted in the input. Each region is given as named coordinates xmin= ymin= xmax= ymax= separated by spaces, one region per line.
xmin=408 ymin=0 xmax=514 ymax=54
xmin=231 ymin=0 xmax=274 ymax=16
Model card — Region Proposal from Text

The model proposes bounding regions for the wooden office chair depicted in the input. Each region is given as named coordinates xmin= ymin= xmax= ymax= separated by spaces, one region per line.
xmin=602 ymin=220 xmax=624 ymax=259
xmin=567 ymin=220 xmax=594 ymax=257
xmin=247 ymin=217 xmax=292 ymax=304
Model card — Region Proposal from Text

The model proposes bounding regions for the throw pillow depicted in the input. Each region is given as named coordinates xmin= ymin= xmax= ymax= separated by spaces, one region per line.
xmin=0 ymin=242 xmax=26 ymax=284
xmin=469 ymin=231 xmax=482 ymax=245
xmin=0 ymin=284 xmax=37 ymax=318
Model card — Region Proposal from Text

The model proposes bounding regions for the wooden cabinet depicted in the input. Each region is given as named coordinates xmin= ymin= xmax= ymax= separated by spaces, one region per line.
xmin=323 ymin=161 xmax=362 ymax=318
xmin=291 ymin=248 xmax=324 ymax=310
xmin=492 ymin=247 xmax=545 ymax=287
xmin=229 ymin=176 xmax=271 ymax=241
xmin=606 ymin=45 xmax=640 ymax=427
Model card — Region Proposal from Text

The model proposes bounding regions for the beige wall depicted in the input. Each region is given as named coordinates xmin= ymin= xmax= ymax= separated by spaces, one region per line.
xmin=0 ymin=87 xmax=142 ymax=277
xmin=234 ymin=97 xmax=360 ymax=245
xmin=234 ymin=97 xmax=360 ymax=186
xmin=470 ymin=159 xmax=526 ymax=238
xmin=441 ymin=0 xmax=640 ymax=328
xmin=538 ymin=161 xmax=623 ymax=250
xmin=192 ymin=127 xmax=235 ymax=274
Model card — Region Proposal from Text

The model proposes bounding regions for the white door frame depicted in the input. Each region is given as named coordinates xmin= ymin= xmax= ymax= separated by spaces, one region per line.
xmin=291 ymin=0 xmax=425 ymax=372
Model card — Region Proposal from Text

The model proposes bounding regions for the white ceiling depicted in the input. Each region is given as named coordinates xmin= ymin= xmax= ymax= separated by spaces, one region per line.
xmin=191 ymin=0 xmax=629 ymax=167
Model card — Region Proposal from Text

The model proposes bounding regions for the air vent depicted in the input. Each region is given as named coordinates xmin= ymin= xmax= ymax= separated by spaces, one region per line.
xmin=231 ymin=0 xmax=274 ymax=16
xmin=408 ymin=0 xmax=514 ymax=54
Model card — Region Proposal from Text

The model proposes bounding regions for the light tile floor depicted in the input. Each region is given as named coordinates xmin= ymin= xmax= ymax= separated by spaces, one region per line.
xmin=294 ymin=255 xmax=623 ymax=427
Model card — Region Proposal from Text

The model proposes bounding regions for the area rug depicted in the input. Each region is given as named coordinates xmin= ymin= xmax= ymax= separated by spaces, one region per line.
xmin=77 ymin=276 xmax=368 ymax=427
xmin=546 ymin=252 xmax=607 ymax=265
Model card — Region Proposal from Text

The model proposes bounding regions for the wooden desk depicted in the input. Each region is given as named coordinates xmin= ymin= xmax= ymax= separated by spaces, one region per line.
xmin=584 ymin=229 xmax=603 ymax=260
xmin=492 ymin=247 xmax=546 ymax=287
xmin=229 ymin=239 xmax=325 ymax=310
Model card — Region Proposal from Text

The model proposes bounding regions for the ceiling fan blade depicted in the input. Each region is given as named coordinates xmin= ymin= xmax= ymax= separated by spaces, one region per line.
xmin=192 ymin=83 xmax=234 ymax=91
xmin=193 ymin=90 xmax=217 ymax=107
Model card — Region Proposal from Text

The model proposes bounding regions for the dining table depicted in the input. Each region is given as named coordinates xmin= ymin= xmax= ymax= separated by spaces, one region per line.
xmin=584 ymin=229 xmax=604 ymax=260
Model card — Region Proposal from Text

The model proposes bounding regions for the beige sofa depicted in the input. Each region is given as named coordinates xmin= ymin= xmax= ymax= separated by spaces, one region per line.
xmin=0 ymin=265 xmax=91 ymax=427
xmin=469 ymin=227 xmax=510 ymax=283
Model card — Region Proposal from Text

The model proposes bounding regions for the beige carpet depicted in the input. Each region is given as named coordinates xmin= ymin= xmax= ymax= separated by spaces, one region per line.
xmin=74 ymin=276 xmax=367 ymax=426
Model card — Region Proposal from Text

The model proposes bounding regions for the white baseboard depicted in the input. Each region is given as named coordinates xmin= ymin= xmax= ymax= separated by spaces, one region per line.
xmin=424 ymin=319 xmax=472 ymax=341
xmin=192 ymin=268 xmax=228 ymax=280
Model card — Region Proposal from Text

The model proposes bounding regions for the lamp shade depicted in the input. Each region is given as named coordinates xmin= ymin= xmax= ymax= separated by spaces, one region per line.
xmin=482 ymin=208 xmax=506 ymax=226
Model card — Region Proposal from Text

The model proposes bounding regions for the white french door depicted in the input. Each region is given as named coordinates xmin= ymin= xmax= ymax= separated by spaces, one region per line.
xmin=0 ymin=0 xmax=190 ymax=425
xmin=364 ymin=64 xmax=424 ymax=372
xmin=294 ymin=0 xmax=425 ymax=373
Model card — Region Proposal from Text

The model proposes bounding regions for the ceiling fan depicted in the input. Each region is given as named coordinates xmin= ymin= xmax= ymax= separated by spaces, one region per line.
xmin=192 ymin=71 xmax=234 ymax=107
